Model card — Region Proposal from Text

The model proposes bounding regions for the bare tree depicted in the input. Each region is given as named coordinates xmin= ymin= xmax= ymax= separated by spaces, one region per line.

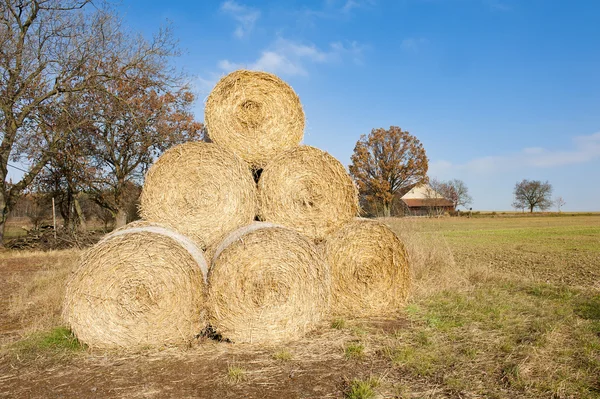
xmin=0 ymin=0 xmax=183 ymax=244
xmin=512 ymin=201 xmax=526 ymax=213
xmin=555 ymin=196 xmax=566 ymax=213
xmin=81 ymin=85 xmax=203 ymax=227
xmin=42 ymin=82 xmax=203 ymax=228
xmin=350 ymin=126 xmax=429 ymax=217
xmin=513 ymin=179 xmax=553 ymax=213
xmin=431 ymin=178 xmax=473 ymax=209
xmin=426 ymin=179 xmax=451 ymax=217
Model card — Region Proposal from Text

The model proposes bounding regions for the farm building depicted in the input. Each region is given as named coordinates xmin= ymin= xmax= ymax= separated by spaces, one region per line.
xmin=400 ymin=184 xmax=454 ymax=216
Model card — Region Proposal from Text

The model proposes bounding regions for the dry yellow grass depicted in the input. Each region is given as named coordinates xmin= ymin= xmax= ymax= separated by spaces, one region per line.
xmin=7 ymin=250 xmax=80 ymax=335
xmin=382 ymin=217 xmax=469 ymax=298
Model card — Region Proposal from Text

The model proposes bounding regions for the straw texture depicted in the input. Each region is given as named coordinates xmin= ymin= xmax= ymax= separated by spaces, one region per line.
xmin=208 ymin=223 xmax=330 ymax=344
xmin=205 ymin=70 xmax=305 ymax=168
xmin=257 ymin=146 xmax=359 ymax=241
xmin=322 ymin=218 xmax=411 ymax=317
xmin=140 ymin=141 xmax=256 ymax=251
xmin=63 ymin=224 xmax=207 ymax=349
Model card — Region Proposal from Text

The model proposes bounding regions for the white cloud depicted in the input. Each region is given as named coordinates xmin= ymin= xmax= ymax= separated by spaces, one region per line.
xmin=192 ymin=75 xmax=218 ymax=96
xmin=217 ymin=38 xmax=365 ymax=77
xmin=341 ymin=0 xmax=376 ymax=13
xmin=401 ymin=37 xmax=429 ymax=51
xmin=485 ymin=0 xmax=511 ymax=11
xmin=342 ymin=0 xmax=361 ymax=13
xmin=251 ymin=51 xmax=308 ymax=76
xmin=430 ymin=132 xmax=600 ymax=177
xmin=220 ymin=1 xmax=260 ymax=38
xmin=298 ymin=0 xmax=375 ymax=22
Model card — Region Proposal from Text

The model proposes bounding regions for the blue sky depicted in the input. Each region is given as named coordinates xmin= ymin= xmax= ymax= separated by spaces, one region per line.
xmin=116 ymin=0 xmax=600 ymax=211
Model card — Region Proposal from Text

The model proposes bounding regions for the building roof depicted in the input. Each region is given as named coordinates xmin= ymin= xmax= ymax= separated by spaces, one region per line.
xmin=402 ymin=198 xmax=454 ymax=208
xmin=401 ymin=183 xmax=445 ymax=199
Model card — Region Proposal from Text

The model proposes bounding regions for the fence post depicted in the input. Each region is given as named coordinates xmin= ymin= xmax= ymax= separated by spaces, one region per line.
xmin=52 ymin=197 xmax=57 ymax=239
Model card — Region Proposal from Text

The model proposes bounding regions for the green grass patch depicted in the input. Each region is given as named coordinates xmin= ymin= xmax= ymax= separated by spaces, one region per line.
xmin=575 ymin=294 xmax=600 ymax=320
xmin=227 ymin=365 xmax=246 ymax=383
xmin=345 ymin=341 xmax=365 ymax=360
xmin=331 ymin=318 xmax=347 ymax=329
xmin=14 ymin=327 xmax=84 ymax=356
xmin=524 ymin=283 xmax=578 ymax=300
xmin=272 ymin=349 xmax=292 ymax=361
xmin=345 ymin=377 xmax=379 ymax=399
xmin=387 ymin=279 xmax=600 ymax=396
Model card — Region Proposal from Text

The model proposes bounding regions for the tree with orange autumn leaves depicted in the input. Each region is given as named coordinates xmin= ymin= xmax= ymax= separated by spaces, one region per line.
xmin=350 ymin=126 xmax=429 ymax=217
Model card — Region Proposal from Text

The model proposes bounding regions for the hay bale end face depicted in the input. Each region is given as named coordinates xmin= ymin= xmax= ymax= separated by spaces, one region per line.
xmin=63 ymin=223 xmax=208 ymax=349
xmin=205 ymin=70 xmax=305 ymax=168
xmin=140 ymin=141 xmax=256 ymax=251
xmin=322 ymin=218 xmax=411 ymax=317
xmin=208 ymin=223 xmax=330 ymax=344
xmin=257 ymin=146 xmax=359 ymax=241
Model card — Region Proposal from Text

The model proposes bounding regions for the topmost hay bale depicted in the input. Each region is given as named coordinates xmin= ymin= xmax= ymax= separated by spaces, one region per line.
xmin=321 ymin=218 xmax=410 ymax=318
xmin=63 ymin=222 xmax=207 ymax=349
xmin=140 ymin=141 xmax=256 ymax=251
xmin=257 ymin=146 xmax=359 ymax=241
xmin=205 ymin=70 xmax=305 ymax=168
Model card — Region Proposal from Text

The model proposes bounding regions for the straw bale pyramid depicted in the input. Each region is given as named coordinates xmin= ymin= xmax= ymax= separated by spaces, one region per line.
xmin=63 ymin=69 xmax=411 ymax=349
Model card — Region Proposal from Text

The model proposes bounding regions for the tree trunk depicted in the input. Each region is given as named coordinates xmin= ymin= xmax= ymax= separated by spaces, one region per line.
xmin=115 ymin=208 xmax=127 ymax=228
xmin=0 ymin=214 xmax=6 ymax=248
xmin=74 ymin=195 xmax=87 ymax=233
xmin=0 ymin=192 xmax=8 ymax=248
xmin=529 ymin=205 xmax=534 ymax=213
xmin=382 ymin=202 xmax=391 ymax=218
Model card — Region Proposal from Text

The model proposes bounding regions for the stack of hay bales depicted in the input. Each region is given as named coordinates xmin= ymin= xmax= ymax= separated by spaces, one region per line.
xmin=62 ymin=70 xmax=410 ymax=349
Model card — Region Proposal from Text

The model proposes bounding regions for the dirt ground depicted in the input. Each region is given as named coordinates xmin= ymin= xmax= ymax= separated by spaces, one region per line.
xmin=0 ymin=215 xmax=599 ymax=398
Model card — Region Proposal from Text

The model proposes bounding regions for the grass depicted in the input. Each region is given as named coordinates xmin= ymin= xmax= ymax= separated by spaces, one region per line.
xmin=331 ymin=318 xmax=347 ymax=329
xmin=226 ymin=365 xmax=246 ymax=383
xmin=345 ymin=377 xmax=380 ymax=399
xmin=7 ymin=250 xmax=79 ymax=334
xmin=13 ymin=327 xmax=84 ymax=356
xmin=575 ymin=294 xmax=600 ymax=320
xmin=272 ymin=349 xmax=292 ymax=361
xmin=345 ymin=341 xmax=365 ymax=360
xmin=1 ymin=215 xmax=599 ymax=398
xmin=391 ymin=280 xmax=600 ymax=393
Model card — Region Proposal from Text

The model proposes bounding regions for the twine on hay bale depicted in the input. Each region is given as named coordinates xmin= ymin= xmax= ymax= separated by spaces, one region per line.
xmin=63 ymin=223 xmax=208 ymax=349
xmin=208 ymin=222 xmax=330 ymax=344
xmin=140 ymin=141 xmax=256 ymax=251
xmin=205 ymin=70 xmax=305 ymax=168
xmin=257 ymin=146 xmax=359 ymax=241
xmin=321 ymin=218 xmax=411 ymax=318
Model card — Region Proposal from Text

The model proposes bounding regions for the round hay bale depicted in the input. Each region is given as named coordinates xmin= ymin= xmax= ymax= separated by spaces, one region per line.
xmin=208 ymin=223 xmax=330 ymax=344
xmin=205 ymin=70 xmax=305 ymax=168
xmin=322 ymin=218 xmax=410 ymax=317
xmin=63 ymin=223 xmax=208 ymax=349
xmin=257 ymin=146 xmax=359 ymax=241
xmin=140 ymin=141 xmax=256 ymax=251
